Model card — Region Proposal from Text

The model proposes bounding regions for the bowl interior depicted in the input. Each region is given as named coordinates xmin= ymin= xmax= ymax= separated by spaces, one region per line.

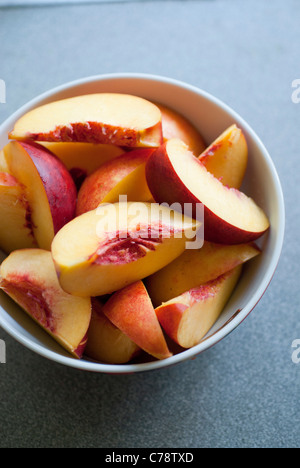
xmin=0 ymin=74 xmax=285 ymax=373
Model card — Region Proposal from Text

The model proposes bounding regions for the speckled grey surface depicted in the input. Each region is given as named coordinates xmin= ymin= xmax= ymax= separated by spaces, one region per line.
xmin=0 ymin=0 xmax=299 ymax=449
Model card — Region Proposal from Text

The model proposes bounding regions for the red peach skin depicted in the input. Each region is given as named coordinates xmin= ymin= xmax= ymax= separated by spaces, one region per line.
xmin=0 ymin=249 xmax=91 ymax=358
xmin=3 ymin=141 xmax=77 ymax=250
xmin=103 ymin=281 xmax=172 ymax=360
xmin=146 ymin=139 xmax=270 ymax=244
xmin=155 ymin=266 xmax=242 ymax=348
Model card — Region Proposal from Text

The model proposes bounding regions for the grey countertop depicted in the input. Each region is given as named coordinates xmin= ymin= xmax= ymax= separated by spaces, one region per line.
xmin=0 ymin=0 xmax=299 ymax=449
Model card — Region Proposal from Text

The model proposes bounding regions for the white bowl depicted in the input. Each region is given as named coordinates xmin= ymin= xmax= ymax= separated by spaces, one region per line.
xmin=0 ymin=73 xmax=285 ymax=373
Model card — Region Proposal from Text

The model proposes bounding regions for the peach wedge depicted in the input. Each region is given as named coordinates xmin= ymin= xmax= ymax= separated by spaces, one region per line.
xmin=3 ymin=141 xmax=77 ymax=251
xmin=52 ymin=201 xmax=200 ymax=297
xmin=41 ymin=142 xmax=124 ymax=173
xmin=199 ymin=124 xmax=248 ymax=189
xmin=0 ymin=150 xmax=9 ymax=172
xmin=85 ymin=298 xmax=142 ymax=364
xmin=103 ymin=281 xmax=172 ymax=360
xmin=9 ymin=93 xmax=163 ymax=148
xmin=40 ymin=142 xmax=124 ymax=189
xmin=145 ymin=241 xmax=260 ymax=307
xmin=156 ymin=103 xmax=206 ymax=156
xmin=0 ymin=172 xmax=37 ymax=253
xmin=146 ymin=138 xmax=270 ymax=244
xmin=76 ymin=148 xmax=154 ymax=216
xmin=156 ymin=266 xmax=242 ymax=349
xmin=0 ymin=249 xmax=92 ymax=358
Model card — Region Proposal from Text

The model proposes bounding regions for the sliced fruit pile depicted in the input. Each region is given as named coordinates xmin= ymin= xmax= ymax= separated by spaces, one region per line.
xmin=0 ymin=93 xmax=269 ymax=364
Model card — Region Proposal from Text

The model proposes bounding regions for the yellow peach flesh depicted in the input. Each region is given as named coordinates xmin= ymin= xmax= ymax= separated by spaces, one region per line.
xmin=85 ymin=298 xmax=141 ymax=364
xmin=145 ymin=241 xmax=260 ymax=307
xmin=156 ymin=266 xmax=242 ymax=348
xmin=0 ymin=173 xmax=37 ymax=253
xmin=0 ymin=249 xmax=91 ymax=358
xmin=3 ymin=142 xmax=54 ymax=250
xmin=10 ymin=93 xmax=163 ymax=148
xmin=76 ymin=148 xmax=153 ymax=216
xmin=199 ymin=124 xmax=248 ymax=189
xmin=167 ymin=139 xmax=269 ymax=233
xmin=52 ymin=202 xmax=200 ymax=297
xmin=40 ymin=142 xmax=124 ymax=174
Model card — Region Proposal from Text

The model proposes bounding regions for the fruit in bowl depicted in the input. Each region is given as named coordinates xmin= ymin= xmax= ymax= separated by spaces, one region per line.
xmin=0 ymin=74 xmax=284 ymax=374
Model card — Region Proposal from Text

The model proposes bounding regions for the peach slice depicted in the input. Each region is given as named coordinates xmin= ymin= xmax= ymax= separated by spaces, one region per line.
xmin=145 ymin=241 xmax=260 ymax=307
xmin=0 ymin=172 xmax=37 ymax=253
xmin=9 ymin=93 xmax=163 ymax=148
xmin=85 ymin=298 xmax=142 ymax=364
xmin=155 ymin=266 xmax=242 ymax=348
xmin=3 ymin=141 xmax=77 ymax=250
xmin=0 ymin=249 xmax=91 ymax=358
xmin=103 ymin=280 xmax=172 ymax=360
xmin=76 ymin=148 xmax=154 ymax=216
xmin=156 ymin=103 xmax=206 ymax=156
xmin=40 ymin=142 xmax=124 ymax=189
xmin=51 ymin=201 xmax=200 ymax=297
xmin=199 ymin=124 xmax=248 ymax=189
xmin=146 ymin=138 xmax=270 ymax=244
xmin=0 ymin=150 xmax=9 ymax=172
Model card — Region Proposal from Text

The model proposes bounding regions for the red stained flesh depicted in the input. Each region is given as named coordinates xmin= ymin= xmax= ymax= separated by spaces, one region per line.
xmin=91 ymin=223 xmax=176 ymax=265
xmin=1 ymin=277 xmax=56 ymax=332
xmin=27 ymin=122 xmax=139 ymax=147
xmin=187 ymin=271 xmax=232 ymax=304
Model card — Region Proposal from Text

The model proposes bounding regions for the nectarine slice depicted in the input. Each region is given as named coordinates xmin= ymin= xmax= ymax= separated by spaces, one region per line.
xmin=3 ymin=141 xmax=77 ymax=250
xmin=0 ymin=172 xmax=37 ymax=253
xmin=199 ymin=124 xmax=248 ymax=189
xmin=146 ymin=139 xmax=270 ymax=244
xmin=145 ymin=241 xmax=260 ymax=307
xmin=156 ymin=266 xmax=242 ymax=348
xmin=40 ymin=142 xmax=124 ymax=189
xmin=0 ymin=150 xmax=9 ymax=172
xmin=76 ymin=148 xmax=154 ymax=216
xmin=0 ymin=249 xmax=92 ymax=358
xmin=85 ymin=298 xmax=142 ymax=364
xmin=51 ymin=201 xmax=200 ymax=297
xmin=103 ymin=281 xmax=172 ymax=360
xmin=9 ymin=93 xmax=163 ymax=148
xmin=156 ymin=103 xmax=206 ymax=156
